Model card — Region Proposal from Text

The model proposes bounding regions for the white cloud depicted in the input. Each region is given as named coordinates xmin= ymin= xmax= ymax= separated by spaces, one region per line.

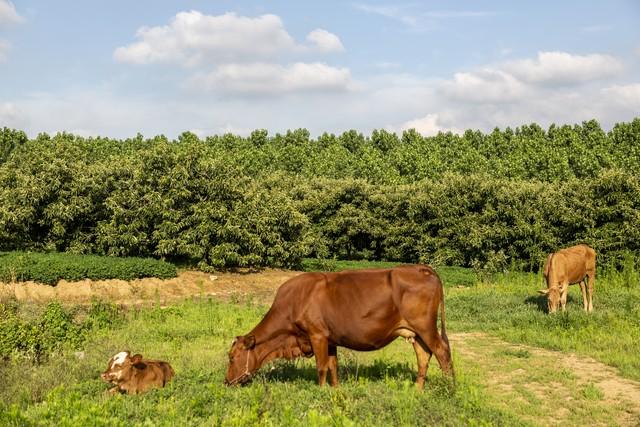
xmin=4 ymin=89 xmax=172 ymax=138
xmin=504 ymin=51 xmax=623 ymax=85
xmin=441 ymin=68 xmax=528 ymax=103
xmin=191 ymin=124 xmax=254 ymax=138
xmin=601 ymin=84 xmax=640 ymax=110
xmin=114 ymin=11 xmax=343 ymax=66
xmin=437 ymin=51 xmax=624 ymax=106
xmin=0 ymin=0 xmax=22 ymax=26
xmin=384 ymin=51 xmax=637 ymax=135
xmin=0 ymin=0 xmax=23 ymax=63
xmin=188 ymin=62 xmax=352 ymax=95
xmin=397 ymin=113 xmax=461 ymax=136
xmin=306 ymin=29 xmax=344 ymax=53
xmin=0 ymin=102 xmax=25 ymax=128
xmin=114 ymin=11 xmax=294 ymax=65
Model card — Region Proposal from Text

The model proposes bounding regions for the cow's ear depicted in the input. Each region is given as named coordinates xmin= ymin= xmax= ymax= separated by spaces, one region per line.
xmin=133 ymin=361 xmax=147 ymax=369
xmin=244 ymin=334 xmax=256 ymax=349
xmin=131 ymin=354 xmax=143 ymax=364
xmin=538 ymin=289 xmax=549 ymax=295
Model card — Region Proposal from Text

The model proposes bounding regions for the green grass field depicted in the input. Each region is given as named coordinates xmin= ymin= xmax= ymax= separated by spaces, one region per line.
xmin=1 ymin=262 xmax=639 ymax=426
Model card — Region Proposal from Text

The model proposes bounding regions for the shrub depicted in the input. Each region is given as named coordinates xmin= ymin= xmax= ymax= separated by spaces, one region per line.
xmin=0 ymin=300 xmax=121 ymax=362
xmin=0 ymin=252 xmax=177 ymax=285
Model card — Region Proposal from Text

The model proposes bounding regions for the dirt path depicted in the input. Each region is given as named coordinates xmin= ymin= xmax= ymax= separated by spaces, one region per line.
xmin=450 ymin=332 xmax=640 ymax=426
xmin=2 ymin=271 xmax=640 ymax=425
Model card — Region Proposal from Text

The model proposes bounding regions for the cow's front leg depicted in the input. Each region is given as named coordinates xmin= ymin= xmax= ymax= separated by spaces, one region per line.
xmin=310 ymin=336 xmax=330 ymax=386
xmin=560 ymin=283 xmax=568 ymax=311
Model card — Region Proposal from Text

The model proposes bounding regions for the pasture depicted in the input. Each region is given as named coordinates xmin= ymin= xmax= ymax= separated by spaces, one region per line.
xmin=2 ymin=264 xmax=640 ymax=426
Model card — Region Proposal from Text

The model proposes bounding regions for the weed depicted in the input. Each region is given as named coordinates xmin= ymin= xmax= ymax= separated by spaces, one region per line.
xmin=582 ymin=383 xmax=604 ymax=401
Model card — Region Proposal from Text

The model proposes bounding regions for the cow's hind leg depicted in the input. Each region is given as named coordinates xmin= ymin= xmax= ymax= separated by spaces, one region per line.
xmin=409 ymin=318 xmax=452 ymax=377
xmin=310 ymin=336 xmax=330 ymax=386
xmin=328 ymin=345 xmax=339 ymax=387
xmin=412 ymin=338 xmax=432 ymax=390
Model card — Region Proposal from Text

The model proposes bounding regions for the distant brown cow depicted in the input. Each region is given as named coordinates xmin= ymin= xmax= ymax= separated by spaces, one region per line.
xmin=224 ymin=265 xmax=453 ymax=390
xmin=539 ymin=244 xmax=596 ymax=313
xmin=101 ymin=351 xmax=175 ymax=394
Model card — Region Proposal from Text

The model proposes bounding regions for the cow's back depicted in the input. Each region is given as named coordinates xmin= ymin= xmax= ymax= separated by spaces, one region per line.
xmin=130 ymin=361 xmax=174 ymax=393
xmin=548 ymin=244 xmax=596 ymax=285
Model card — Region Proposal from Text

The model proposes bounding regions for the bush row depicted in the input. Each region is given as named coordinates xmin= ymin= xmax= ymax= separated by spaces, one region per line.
xmin=0 ymin=252 xmax=177 ymax=285
xmin=1 ymin=169 xmax=639 ymax=272
xmin=0 ymin=121 xmax=638 ymax=270
xmin=292 ymin=172 xmax=640 ymax=270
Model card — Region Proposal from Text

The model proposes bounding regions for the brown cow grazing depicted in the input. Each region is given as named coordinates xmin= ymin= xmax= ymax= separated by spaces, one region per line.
xmin=539 ymin=244 xmax=596 ymax=313
xmin=101 ymin=351 xmax=175 ymax=394
xmin=224 ymin=265 xmax=453 ymax=390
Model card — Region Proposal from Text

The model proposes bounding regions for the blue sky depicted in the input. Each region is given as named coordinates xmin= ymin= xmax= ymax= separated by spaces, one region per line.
xmin=1 ymin=0 xmax=639 ymax=138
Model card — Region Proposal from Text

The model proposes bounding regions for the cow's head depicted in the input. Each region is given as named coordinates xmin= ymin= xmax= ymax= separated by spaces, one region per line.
xmin=101 ymin=351 xmax=145 ymax=383
xmin=224 ymin=335 xmax=257 ymax=386
xmin=538 ymin=287 xmax=560 ymax=313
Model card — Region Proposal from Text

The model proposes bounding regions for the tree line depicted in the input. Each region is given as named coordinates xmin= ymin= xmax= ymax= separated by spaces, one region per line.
xmin=0 ymin=118 xmax=638 ymax=271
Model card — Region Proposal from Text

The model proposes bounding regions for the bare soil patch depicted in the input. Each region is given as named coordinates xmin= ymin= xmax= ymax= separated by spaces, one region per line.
xmin=0 ymin=269 xmax=299 ymax=306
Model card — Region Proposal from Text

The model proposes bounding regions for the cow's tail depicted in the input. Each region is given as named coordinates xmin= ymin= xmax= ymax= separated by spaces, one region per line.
xmin=439 ymin=281 xmax=455 ymax=384
xmin=439 ymin=284 xmax=449 ymax=348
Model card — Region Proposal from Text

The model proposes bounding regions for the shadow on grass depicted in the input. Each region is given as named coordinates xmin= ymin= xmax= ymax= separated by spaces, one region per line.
xmin=525 ymin=294 xmax=548 ymax=313
xmin=259 ymin=359 xmax=417 ymax=384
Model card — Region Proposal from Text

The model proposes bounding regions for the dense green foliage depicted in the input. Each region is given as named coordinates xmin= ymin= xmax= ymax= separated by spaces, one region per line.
xmin=0 ymin=252 xmax=177 ymax=285
xmin=1 ymin=119 xmax=639 ymax=269
xmin=0 ymin=300 xmax=121 ymax=362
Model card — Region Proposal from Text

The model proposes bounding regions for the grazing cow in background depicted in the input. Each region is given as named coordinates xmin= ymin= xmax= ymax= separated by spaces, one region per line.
xmin=539 ymin=244 xmax=596 ymax=313
xmin=101 ymin=351 xmax=175 ymax=394
xmin=224 ymin=265 xmax=453 ymax=390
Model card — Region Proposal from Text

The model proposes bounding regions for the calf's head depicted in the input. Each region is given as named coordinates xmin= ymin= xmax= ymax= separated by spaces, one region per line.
xmin=224 ymin=335 xmax=257 ymax=386
xmin=101 ymin=351 xmax=145 ymax=383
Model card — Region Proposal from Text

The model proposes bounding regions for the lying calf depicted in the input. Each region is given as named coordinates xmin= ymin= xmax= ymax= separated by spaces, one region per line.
xmin=101 ymin=351 xmax=175 ymax=394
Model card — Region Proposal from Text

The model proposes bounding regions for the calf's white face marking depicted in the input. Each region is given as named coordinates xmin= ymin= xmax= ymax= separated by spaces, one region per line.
xmin=110 ymin=351 xmax=129 ymax=370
